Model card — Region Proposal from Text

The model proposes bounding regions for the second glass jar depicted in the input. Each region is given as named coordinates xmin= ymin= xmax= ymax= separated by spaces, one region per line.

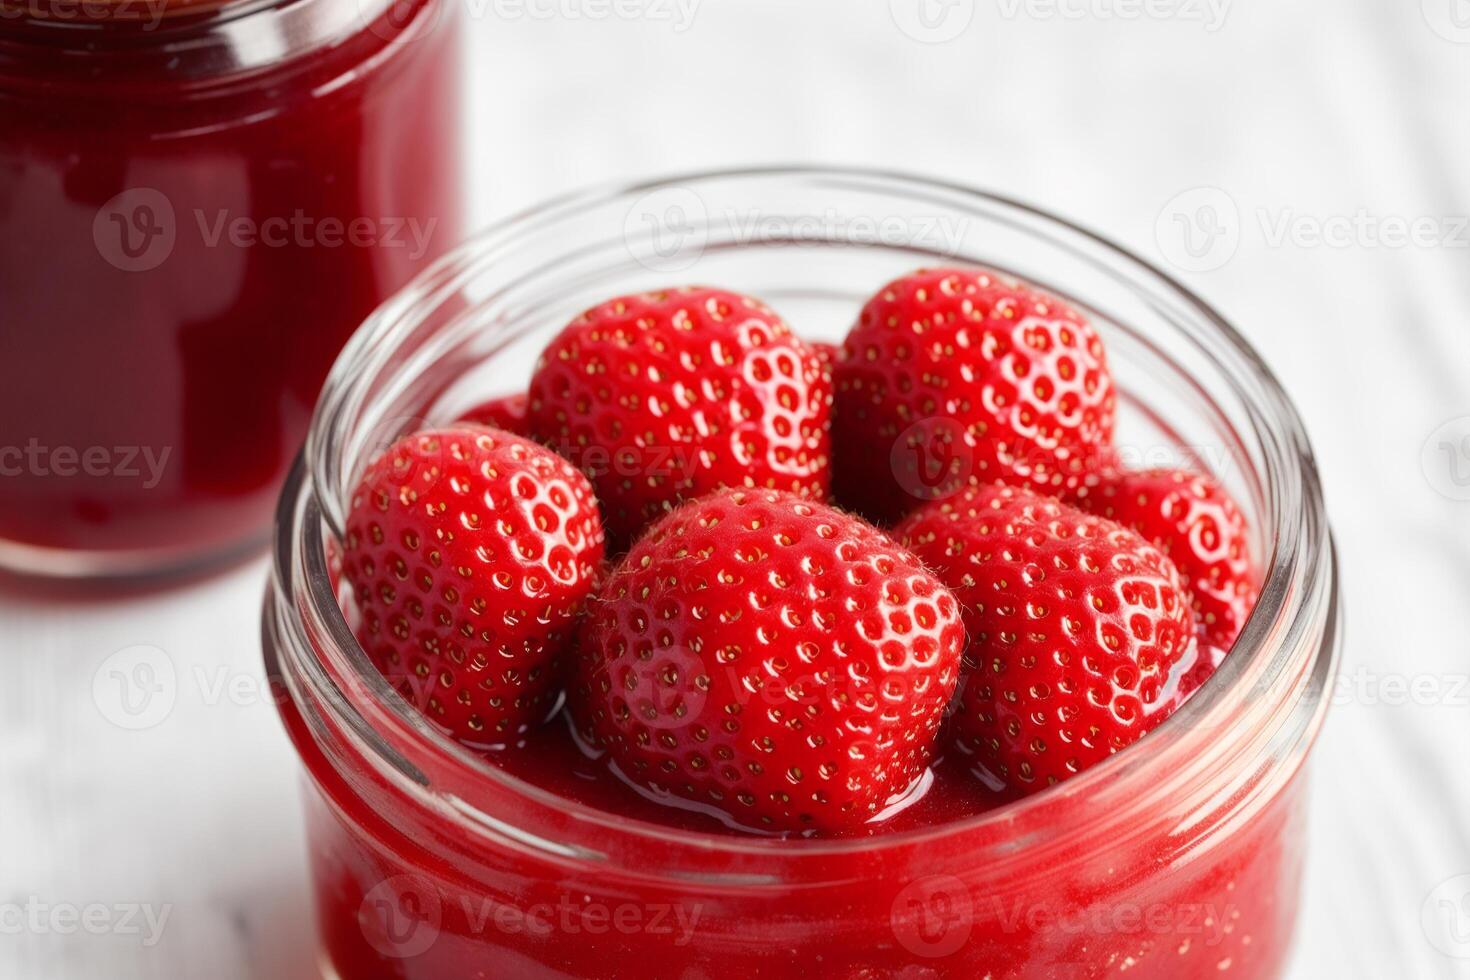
xmin=0 ymin=0 xmax=462 ymax=577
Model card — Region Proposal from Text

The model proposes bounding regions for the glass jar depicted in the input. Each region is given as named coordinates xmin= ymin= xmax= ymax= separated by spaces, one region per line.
xmin=263 ymin=168 xmax=1340 ymax=979
xmin=0 ymin=0 xmax=462 ymax=578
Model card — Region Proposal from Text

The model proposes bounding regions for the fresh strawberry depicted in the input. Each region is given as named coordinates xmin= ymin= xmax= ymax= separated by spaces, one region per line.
xmin=343 ymin=427 xmax=605 ymax=748
xmin=1078 ymin=467 xmax=1258 ymax=651
xmin=528 ymin=287 xmax=831 ymax=549
xmin=894 ymin=483 xmax=1194 ymax=797
xmin=570 ymin=487 xmax=965 ymax=834
xmin=1059 ymin=445 xmax=1122 ymax=510
xmin=810 ymin=340 xmax=839 ymax=379
xmin=457 ymin=393 xmax=530 ymax=436
xmin=833 ymin=267 xmax=1115 ymax=525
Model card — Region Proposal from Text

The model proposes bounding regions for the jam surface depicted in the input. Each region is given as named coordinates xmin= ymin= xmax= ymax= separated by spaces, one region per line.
xmin=493 ymin=708 xmax=1001 ymax=838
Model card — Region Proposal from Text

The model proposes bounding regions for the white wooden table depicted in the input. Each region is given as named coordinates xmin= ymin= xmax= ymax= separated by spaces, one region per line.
xmin=5 ymin=1 xmax=1470 ymax=976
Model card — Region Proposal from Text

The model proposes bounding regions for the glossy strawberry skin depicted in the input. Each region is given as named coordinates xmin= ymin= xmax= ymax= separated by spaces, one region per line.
xmin=894 ymin=483 xmax=1194 ymax=797
xmin=343 ymin=427 xmax=605 ymax=748
xmin=1078 ymin=467 xmax=1259 ymax=651
xmin=457 ymin=393 xmax=530 ymax=437
xmin=528 ymin=287 xmax=832 ymax=550
xmin=810 ymin=340 xmax=838 ymax=379
xmin=833 ymin=267 xmax=1115 ymax=525
xmin=570 ymin=488 xmax=965 ymax=835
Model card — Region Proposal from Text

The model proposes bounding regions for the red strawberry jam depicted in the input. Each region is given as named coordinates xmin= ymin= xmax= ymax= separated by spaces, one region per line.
xmin=274 ymin=668 xmax=1309 ymax=979
xmin=0 ymin=0 xmax=460 ymax=573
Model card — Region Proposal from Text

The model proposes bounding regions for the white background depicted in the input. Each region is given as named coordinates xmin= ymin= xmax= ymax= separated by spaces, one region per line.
xmin=5 ymin=0 xmax=1470 ymax=977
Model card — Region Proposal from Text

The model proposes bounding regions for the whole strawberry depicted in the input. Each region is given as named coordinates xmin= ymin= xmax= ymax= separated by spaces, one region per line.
xmin=1078 ymin=467 xmax=1259 ymax=651
xmin=456 ymin=393 xmax=530 ymax=437
xmin=528 ymin=287 xmax=831 ymax=549
xmin=571 ymin=488 xmax=965 ymax=834
xmin=834 ymin=267 xmax=1115 ymax=525
xmin=343 ymin=427 xmax=605 ymax=747
xmin=894 ymin=483 xmax=1194 ymax=797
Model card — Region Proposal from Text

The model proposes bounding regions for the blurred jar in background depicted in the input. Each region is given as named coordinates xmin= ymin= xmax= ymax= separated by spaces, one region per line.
xmin=0 ymin=0 xmax=462 ymax=579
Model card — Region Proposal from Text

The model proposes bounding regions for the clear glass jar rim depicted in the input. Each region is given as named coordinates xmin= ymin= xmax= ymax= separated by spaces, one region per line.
xmin=272 ymin=165 xmax=1341 ymax=860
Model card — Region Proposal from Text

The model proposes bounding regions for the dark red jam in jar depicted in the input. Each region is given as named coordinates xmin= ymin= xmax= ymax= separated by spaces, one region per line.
xmin=0 ymin=0 xmax=461 ymax=577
